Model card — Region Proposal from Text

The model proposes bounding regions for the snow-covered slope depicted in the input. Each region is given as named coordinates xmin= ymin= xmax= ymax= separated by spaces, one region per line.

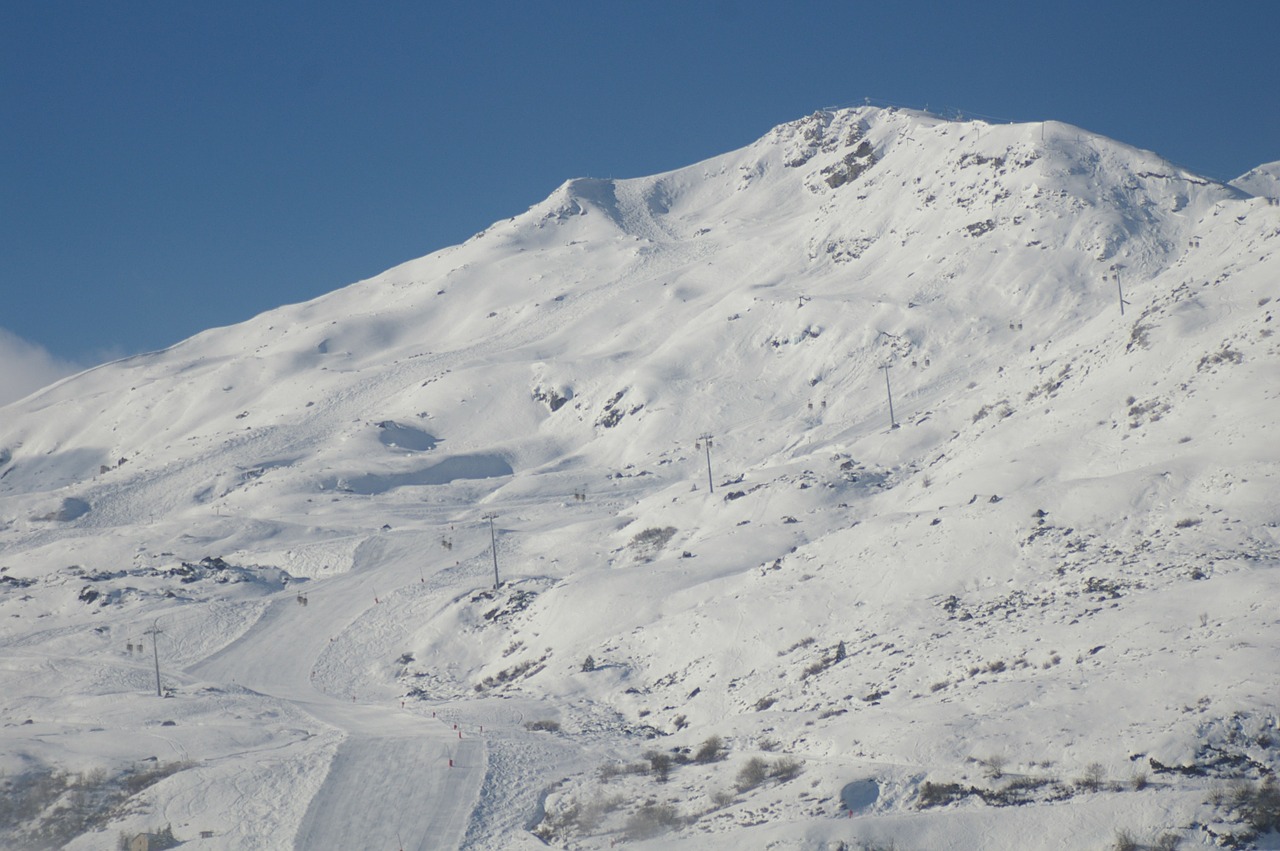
xmin=1 ymin=107 xmax=1278 ymax=850
xmin=1233 ymin=161 xmax=1280 ymax=200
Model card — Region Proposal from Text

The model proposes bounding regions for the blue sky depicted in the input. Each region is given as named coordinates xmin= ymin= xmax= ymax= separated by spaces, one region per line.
xmin=2 ymin=0 xmax=1277 ymax=398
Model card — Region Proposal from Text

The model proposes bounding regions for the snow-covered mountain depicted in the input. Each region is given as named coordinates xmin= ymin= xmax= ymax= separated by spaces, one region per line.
xmin=2 ymin=107 xmax=1278 ymax=851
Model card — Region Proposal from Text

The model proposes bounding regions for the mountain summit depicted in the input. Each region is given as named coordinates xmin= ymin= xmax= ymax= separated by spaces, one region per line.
xmin=1 ymin=108 xmax=1278 ymax=850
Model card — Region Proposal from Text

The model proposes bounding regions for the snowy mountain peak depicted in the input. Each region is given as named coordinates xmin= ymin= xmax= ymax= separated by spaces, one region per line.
xmin=1 ymin=108 xmax=1278 ymax=850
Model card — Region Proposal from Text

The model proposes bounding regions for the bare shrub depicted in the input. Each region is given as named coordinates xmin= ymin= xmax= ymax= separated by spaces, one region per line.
xmin=736 ymin=757 xmax=769 ymax=792
xmin=1078 ymin=762 xmax=1105 ymax=792
xmin=695 ymin=735 xmax=726 ymax=764
xmin=778 ymin=637 xmax=815 ymax=656
xmin=917 ymin=780 xmax=972 ymax=808
xmin=629 ymin=527 xmax=676 ymax=560
xmin=771 ymin=756 xmax=803 ymax=782
xmin=645 ymin=751 xmax=673 ymax=783
xmin=624 ymin=802 xmax=681 ymax=840
xmin=980 ymin=755 xmax=1006 ymax=780
xmin=1113 ymin=828 xmax=1139 ymax=851
xmin=802 ymin=660 xmax=828 ymax=678
xmin=1224 ymin=775 xmax=1280 ymax=835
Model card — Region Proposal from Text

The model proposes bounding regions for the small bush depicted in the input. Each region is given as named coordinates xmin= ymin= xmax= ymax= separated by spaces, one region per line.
xmin=778 ymin=637 xmax=815 ymax=656
xmin=980 ymin=755 xmax=1006 ymax=780
xmin=771 ymin=756 xmax=803 ymax=782
xmin=624 ymin=803 xmax=681 ymax=841
xmin=476 ymin=656 xmax=545 ymax=691
xmin=1254 ymin=776 xmax=1280 ymax=832
xmin=1113 ymin=828 xmax=1139 ymax=851
xmin=736 ymin=757 xmax=769 ymax=792
xmin=1078 ymin=762 xmax=1105 ymax=792
xmin=918 ymin=781 xmax=972 ymax=808
xmin=629 ymin=527 xmax=677 ymax=560
xmin=695 ymin=735 xmax=726 ymax=763
xmin=1225 ymin=775 xmax=1280 ymax=835
xmin=802 ymin=660 xmax=828 ymax=678
xmin=996 ymin=775 xmax=1055 ymax=798
xmin=645 ymin=751 xmax=673 ymax=783
xmin=524 ymin=719 xmax=560 ymax=733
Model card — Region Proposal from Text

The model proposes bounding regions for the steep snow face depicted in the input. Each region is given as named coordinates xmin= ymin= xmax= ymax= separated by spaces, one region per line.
xmin=0 ymin=108 xmax=1278 ymax=851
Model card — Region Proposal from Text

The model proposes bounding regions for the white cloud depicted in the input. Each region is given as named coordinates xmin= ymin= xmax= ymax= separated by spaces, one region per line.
xmin=0 ymin=327 xmax=80 ymax=407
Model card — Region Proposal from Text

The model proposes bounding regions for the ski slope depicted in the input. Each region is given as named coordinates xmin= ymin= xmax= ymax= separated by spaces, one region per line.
xmin=188 ymin=560 xmax=485 ymax=851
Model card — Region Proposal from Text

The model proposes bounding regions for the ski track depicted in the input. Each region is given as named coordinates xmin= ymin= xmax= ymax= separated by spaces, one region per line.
xmin=186 ymin=542 xmax=489 ymax=850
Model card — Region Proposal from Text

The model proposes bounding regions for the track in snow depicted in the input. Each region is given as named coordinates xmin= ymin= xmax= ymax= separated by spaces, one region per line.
xmin=293 ymin=733 xmax=482 ymax=850
xmin=187 ymin=552 xmax=485 ymax=850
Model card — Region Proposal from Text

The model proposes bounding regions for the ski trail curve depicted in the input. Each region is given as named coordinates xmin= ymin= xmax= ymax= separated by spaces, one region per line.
xmin=188 ymin=564 xmax=485 ymax=850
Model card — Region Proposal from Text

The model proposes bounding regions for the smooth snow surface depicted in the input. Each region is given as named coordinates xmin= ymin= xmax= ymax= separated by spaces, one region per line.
xmin=1 ymin=107 xmax=1278 ymax=850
